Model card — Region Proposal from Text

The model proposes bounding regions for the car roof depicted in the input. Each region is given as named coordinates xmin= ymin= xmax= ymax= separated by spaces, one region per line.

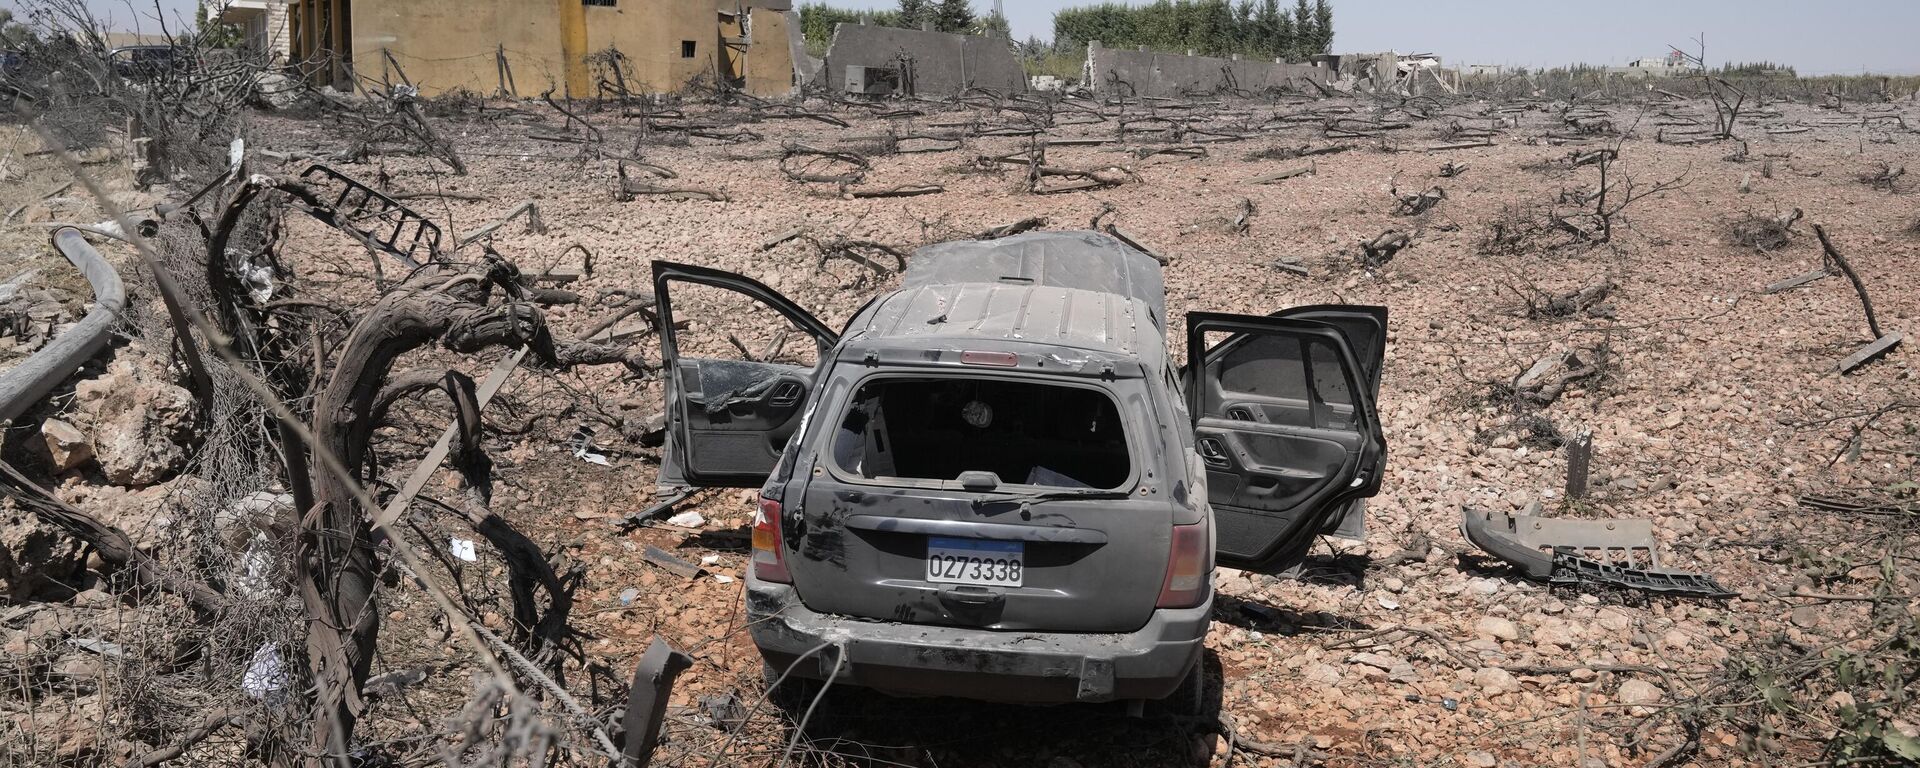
xmin=849 ymin=281 xmax=1161 ymax=361
xmin=900 ymin=230 xmax=1166 ymax=329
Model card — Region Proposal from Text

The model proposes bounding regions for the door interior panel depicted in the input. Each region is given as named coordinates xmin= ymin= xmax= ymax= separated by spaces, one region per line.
xmin=1194 ymin=420 xmax=1353 ymax=510
xmin=653 ymin=261 xmax=838 ymax=488
xmin=1186 ymin=312 xmax=1377 ymax=573
xmin=678 ymin=358 xmax=813 ymax=477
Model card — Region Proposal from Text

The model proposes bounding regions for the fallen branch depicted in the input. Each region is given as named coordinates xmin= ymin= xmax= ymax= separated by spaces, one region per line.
xmin=846 ymin=182 xmax=944 ymax=198
xmin=1249 ymin=161 xmax=1316 ymax=184
xmin=975 ymin=217 xmax=1047 ymax=240
xmin=457 ymin=200 xmax=547 ymax=248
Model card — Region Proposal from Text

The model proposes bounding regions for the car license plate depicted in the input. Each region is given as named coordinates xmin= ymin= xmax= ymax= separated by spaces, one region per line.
xmin=925 ymin=537 xmax=1024 ymax=587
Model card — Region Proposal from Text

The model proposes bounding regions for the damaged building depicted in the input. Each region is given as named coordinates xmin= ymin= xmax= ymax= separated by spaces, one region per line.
xmin=1312 ymin=51 xmax=1455 ymax=94
xmin=1084 ymin=41 xmax=1326 ymax=98
xmin=204 ymin=0 xmax=295 ymax=61
xmin=818 ymin=23 xmax=1024 ymax=97
xmin=283 ymin=0 xmax=802 ymax=98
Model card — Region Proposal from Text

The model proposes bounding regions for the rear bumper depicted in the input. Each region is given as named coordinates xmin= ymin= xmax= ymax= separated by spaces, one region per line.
xmin=746 ymin=579 xmax=1209 ymax=703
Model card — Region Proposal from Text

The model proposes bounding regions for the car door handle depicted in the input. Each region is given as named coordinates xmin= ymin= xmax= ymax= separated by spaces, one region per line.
xmin=1197 ymin=437 xmax=1231 ymax=469
xmin=768 ymin=381 xmax=802 ymax=408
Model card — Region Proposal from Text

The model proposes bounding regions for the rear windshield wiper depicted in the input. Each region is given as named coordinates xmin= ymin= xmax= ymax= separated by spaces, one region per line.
xmin=970 ymin=489 xmax=1133 ymax=511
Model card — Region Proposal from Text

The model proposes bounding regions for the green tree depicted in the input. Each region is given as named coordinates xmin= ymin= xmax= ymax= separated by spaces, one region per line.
xmin=1272 ymin=8 xmax=1295 ymax=60
xmin=976 ymin=10 xmax=1011 ymax=38
xmin=1310 ymin=0 xmax=1333 ymax=54
xmin=1253 ymin=0 xmax=1281 ymax=57
xmin=2 ymin=10 xmax=34 ymax=48
xmin=897 ymin=0 xmax=929 ymax=29
xmin=934 ymin=0 xmax=974 ymax=33
xmin=194 ymin=4 xmax=245 ymax=49
xmin=1289 ymin=0 xmax=1311 ymax=58
xmin=1233 ymin=1 xmax=1255 ymax=54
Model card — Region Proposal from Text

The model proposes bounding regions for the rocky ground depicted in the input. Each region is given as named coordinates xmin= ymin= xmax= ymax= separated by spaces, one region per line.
xmin=5 ymin=90 xmax=1918 ymax=766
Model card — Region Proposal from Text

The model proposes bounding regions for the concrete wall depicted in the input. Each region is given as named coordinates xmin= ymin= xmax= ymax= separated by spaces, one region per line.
xmin=1086 ymin=42 xmax=1325 ymax=98
xmin=820 ymin=24 xmax=1024 ymax=96
xmin=731 ymin=7 xmax=796 ymax=97
xmin=340 ymin=0 xmax=789 ymax=97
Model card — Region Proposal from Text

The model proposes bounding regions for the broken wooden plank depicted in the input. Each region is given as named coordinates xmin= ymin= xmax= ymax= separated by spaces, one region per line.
xmin=1763 ymin=268 xmax=1830 ymax=294
xmin=1837 ymin=332 xmax=1903 ymax=374
xmin=1427 ymin=140 xmax=1495 ymax=151
xmin=1046 ymin=137 xmax=1111 ymax=147
xmin=527 ymin=263 xmax=588 ymax=285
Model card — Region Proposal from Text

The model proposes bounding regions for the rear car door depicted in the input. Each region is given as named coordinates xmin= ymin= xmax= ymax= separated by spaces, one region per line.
xmin=1184 ymin=309 xmax=1387 ymax=572
xmin=653 ymin=261 xmax=838 ymax=488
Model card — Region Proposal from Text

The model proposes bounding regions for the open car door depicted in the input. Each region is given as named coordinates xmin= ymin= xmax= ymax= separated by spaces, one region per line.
xmin=1185 ymin=308 xmax=1388 ymax=573
xmin=653 ymin=261 xmax=838 ymax=488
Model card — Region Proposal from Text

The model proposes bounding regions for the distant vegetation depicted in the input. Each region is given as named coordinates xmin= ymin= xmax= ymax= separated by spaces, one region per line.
xmin=1460 ymin=63 xmax=1920 ymax=104
xmin=1053 ymin=0 xmax=1333 ymax=61
xmin=796 ymin=0 xmax=1008 ymax=57
xmin=797 ymin=0 xmax=1333 ymax=76
xmin=1715 ymin=61 xmax=1796 ymax=78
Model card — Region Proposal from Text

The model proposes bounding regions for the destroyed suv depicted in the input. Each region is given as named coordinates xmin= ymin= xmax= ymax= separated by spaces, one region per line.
xmin=651 ymin=231 xmax=1386 ymax=707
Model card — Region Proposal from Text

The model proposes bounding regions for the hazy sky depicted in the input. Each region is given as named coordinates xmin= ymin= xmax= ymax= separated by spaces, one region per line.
xmin=63 ymin=0 xmax=1920 ymax=75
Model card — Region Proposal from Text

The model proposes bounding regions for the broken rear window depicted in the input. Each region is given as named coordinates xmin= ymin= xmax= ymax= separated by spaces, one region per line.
xmin=830 ymin=376 xmax=1132 ymax=490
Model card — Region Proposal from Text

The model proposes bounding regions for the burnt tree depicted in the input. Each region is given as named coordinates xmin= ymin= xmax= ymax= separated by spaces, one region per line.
xmin=300 ymin=257 xmax=635 ymax=763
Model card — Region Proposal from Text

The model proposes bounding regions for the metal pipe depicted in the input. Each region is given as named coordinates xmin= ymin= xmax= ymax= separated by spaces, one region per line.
xmin=0 ymin=227 xmax=127 ymax=424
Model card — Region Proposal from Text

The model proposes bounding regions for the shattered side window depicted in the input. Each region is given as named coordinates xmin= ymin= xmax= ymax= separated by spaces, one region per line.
xmin=667 ymin=281 xmax=821 ymax=370
xmin=831 ymin=376 xmax=1133 ymax=490
xmin=1308 ymin=339 xmax=1356 ymax=428
xmin=1217 ymin=334 xmax=1309 ymax=402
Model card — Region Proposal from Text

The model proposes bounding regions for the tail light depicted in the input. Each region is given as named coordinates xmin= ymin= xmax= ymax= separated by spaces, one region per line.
xmin=751 ymin=496 xmax=791 ymax=583
xmin=1156 ymin=517 xmax=1210 ymax=608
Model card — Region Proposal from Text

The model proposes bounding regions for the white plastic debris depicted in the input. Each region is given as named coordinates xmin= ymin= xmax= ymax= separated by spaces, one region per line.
xmin=449 ymin=538 xmax=477 ymax=562
xmin=666 ymin=510 xmax=706 ymax=528
xmin=68 ymin=637 xmax=124 ymax=657
xmin=699 ymin=554 xmax=721 ymax=566
xmin=242 ymin=643 xmax=288 ymax=699
xmin=568 ymin=424 xmax=611 ymax=466
xmin=232 ymin=533 xmax=278 ymax=599
xmin=711 ymin=574 xmax=735 ymax=584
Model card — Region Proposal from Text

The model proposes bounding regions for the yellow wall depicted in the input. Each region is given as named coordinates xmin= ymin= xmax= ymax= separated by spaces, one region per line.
xmin=584 ymin=2 xmax=713 ymax=93
xmin=345 ymin=0 xmax=790 ymax=97
xmin=740 ymin=9 xmax=794 ymax=98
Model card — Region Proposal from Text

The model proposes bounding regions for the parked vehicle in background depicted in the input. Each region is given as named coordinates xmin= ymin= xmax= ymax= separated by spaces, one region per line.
xmin=108 ymin=45 xmax=183 ymax=78
xmin=651 ymin=230 xmax=1388 ymax=711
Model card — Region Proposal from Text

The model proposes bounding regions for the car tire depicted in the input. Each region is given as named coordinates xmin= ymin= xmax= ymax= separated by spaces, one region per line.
xmin=1154 ymin=658 xmax=1213 ymax=722
xmin=760 ymin=659 xmax=822 ymax=713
